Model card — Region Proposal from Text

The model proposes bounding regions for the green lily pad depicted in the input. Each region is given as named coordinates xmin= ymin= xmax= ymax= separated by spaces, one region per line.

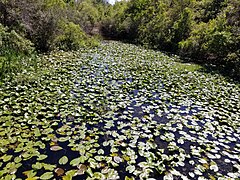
xmin=23 ymin=170 xmax=37 ymax=178
xmin=43 ymin=163 xmax=56 ymax=171
xmin=59 ymin=156 xmax=68 ymax=165
xmin=40 ymin=172 xmax=54 ymax=179
xmin=98 ymin=149 xmax=104 ymax=155
xmin=70 ymin=156 xmax=86 ymax=166
xmin=1 ymin=155 xmax=13 ymax=162
xmin=37 ymin=155 xmax=48 ymax=161
xmin=126 ymin=165 xmax=135 ymax=173
xmin=0 ymin=40 xmax=240 ymax=180
xmin=50 ymin=145 xmax=63 ymax=151
xmin=114 ymin=156 xmax=122 ymax=163
xmin=32 ymin=162 xmax=42 ymax=170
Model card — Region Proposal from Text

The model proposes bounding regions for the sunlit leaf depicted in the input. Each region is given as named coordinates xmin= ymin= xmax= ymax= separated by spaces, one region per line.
xmin=50 ymin=145 xmax=63 ymax=151
xmin=59 ymin=156 xmax=68 ymax=165
xmin=40 ymin=172 xmax=54 ymax=180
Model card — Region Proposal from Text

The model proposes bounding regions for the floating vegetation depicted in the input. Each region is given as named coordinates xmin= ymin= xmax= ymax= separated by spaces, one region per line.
xmin=0 ymin=41 xmax=240 ymax=179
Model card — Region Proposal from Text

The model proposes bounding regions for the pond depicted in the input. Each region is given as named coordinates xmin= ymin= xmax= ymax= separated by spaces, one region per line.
xmin=0 ymin=41 xmax=239 ymax=179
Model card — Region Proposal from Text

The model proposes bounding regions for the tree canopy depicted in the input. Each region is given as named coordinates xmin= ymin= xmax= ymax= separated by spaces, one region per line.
xmin=102 ymin=0 xmax=240 ymax=77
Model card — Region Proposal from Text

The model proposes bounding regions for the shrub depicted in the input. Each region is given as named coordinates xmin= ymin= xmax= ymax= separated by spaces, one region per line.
xmin=179 ymin=14 xmax=235 ymax=62
xmin=0 ymin=23 xmax=36 ymax=80
xmin=0 ymin=24 xmax=34 ymax=55
xmin=53 ymin=21 xmax=99 ymax=51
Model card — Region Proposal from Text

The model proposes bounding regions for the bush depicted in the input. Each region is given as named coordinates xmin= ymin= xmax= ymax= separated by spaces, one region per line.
xmin=0 ymin=24 xmax=34 ymax=55
xmin=53 ymin=21 xmax=99 ymax=51
xmin=0 ymin=23 xmax=36 ymax=80
xmin=179 ymin=14 xmax=235 ymax=63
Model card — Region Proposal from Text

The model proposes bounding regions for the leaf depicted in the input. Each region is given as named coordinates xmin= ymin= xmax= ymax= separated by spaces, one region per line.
xmin=101 ymin=167 xmax=110 ymax=174
xmin=93 ymin=172 xmax=104 ymax=179
xmin=34 ymin=128 xmax=41 ymax=137
xmin=50 ymin=145 xmax=63 ymax=151
xmin=210 ymin=164 xmax=219 ymax=172
xmin=98 ymin=149 xmax=104 ymax=155
xmin=62 ymin=174 xmax=72 ymax=180
xmin=1 ymin=155 xmax=13 ymax=162
xmin=103 ymin=141 xmax=109 ymax=146
xmin=64 ymin=169 xmax=77 ymax=180
xmin=58 ymin=137 xmax=69 ymax=142
xmin=126 ymin=165 xmax=135 ymax=173
xmin=14 ymin=156 xmax=22 ymax=163
xmin=70 ymin=157 xmax=81 ymax=166
xmin=79 ymin=156 xmax=87 ymax=163
xmin=43 ymin=163 xmax=56 ymax=171
xmin=26 ymin=177 xmax=39 ymax=180
xmin=37 ymin=155 xmax=48 ymax=161
xmin=40 ymin=172 xmax=54 ymax=180
xmin=59 ymin=156 xmax=68 ymax=165
xmin=114 ymin=156 xmax=122 ymax=163
xmin=52 ymin=122 xmax=58 ymax=126
xmin=199 ymin=158 xmax=208 ymax=164
xmin=86 ymin=167 xmax=94 ymax=177
xmin=76 ymin=164 xmax=87 ymax=175
xmin=55 ymin=168 xmax=65 ymax=176
xmin=163 ymin=172 xmax=173 ymax=180
xmin=78 ymin=164 xmax=87 ymax=171
xmin=23 ymin=170 xmax=37 ymax=178
xmin=94 ymin=156 xmax=102 ymax=162
xmin=32 ymin=162 xmax=42 ymax=170
xmin=125 ymin=176 xmax=135 ymax=180
xmin=122 ymin=155 xmax=130 ymax=161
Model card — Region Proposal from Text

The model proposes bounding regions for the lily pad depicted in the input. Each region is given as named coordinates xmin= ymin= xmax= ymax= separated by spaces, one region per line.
xmin=40 ymin=172 xmax=54 ymax=180
xmin=55 ymin=168 xmax=65 ymax=176
xmin=50 ymin=145 xmax=63 ymax=151
xmin=59 ymin=156 xmax=68 ymax=165
xmin=70 ymin=156 xmax=86 ymax=166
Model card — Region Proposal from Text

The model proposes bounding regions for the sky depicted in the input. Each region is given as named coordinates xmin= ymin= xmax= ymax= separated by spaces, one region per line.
xmin=107 ymin=0 xmax=118 ymax=5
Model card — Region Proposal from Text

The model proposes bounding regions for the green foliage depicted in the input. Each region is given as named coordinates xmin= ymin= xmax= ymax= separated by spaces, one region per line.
xmin=53 ymin=21 xmax=99 ymax=51
xmin=0 ymin=0 xmax=104 ymax=52
xmin=102 ymin=0 xmax=240 ymax=75
xmin=76 ymin=0 xmax=100 ymax=33
xmin=43 ymin=0 xmax=66 ymax=9
xmin=0 ymin=24 xmax=34 ymax=55
xmin=0 ymin=23 xmax=36 ymax=80
xmin=196 ymin=0 xmax=226 ymax=22
xmin=179 ymin=7 xmax=238 ymax=63
xmin=0 ymin=0 xmax=106 ymax=81
xmin=172 ymin=8 xmax=193 ymax=45
xmin=0 ymin=0 xmax=109 ymax=82
xmin=101 ymin=0 xmax=130 ymax=39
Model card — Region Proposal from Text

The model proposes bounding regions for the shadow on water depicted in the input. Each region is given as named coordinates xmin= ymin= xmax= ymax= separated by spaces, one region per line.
xmin=178 ymin=56 xmax=240 ymax=84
